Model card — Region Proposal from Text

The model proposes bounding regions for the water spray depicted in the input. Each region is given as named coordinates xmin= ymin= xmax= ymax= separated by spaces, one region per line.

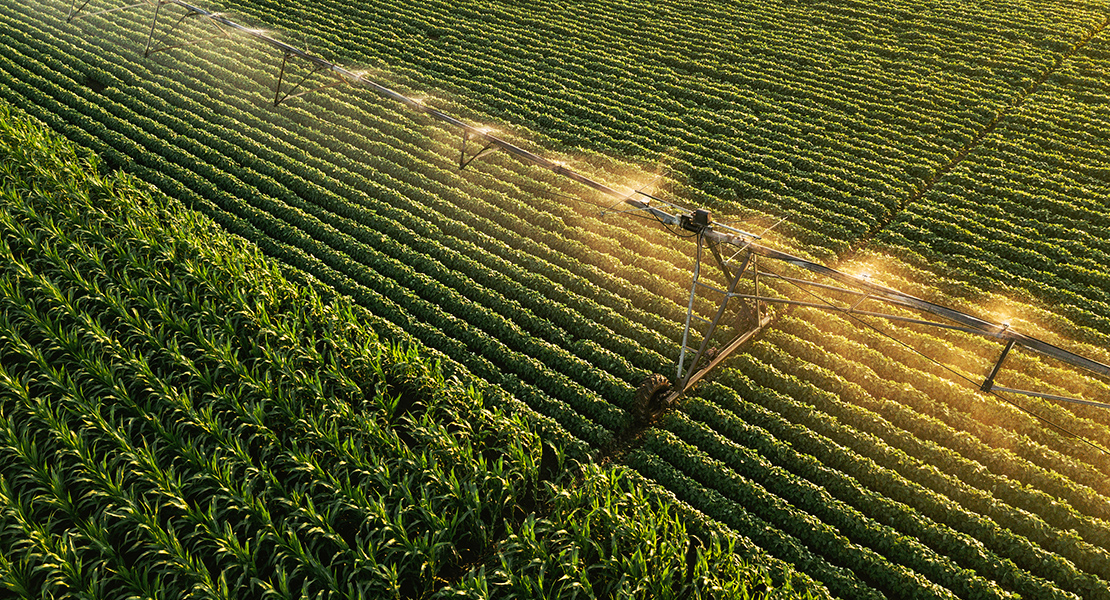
xmin=64 ymin=0 xmax=1110 ymax=422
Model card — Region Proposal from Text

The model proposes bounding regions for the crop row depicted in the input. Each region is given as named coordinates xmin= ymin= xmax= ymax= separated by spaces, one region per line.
xmin=676 ymin=396 xmax=1100 ymax=598
xmin=781 ymin=310 xmax=1110 ymax=499
xmin=62 ymin=0 xmax=740 ymax=352
xmin=685 ymin=381 xmax=1110 ymax=596
xmin=743 ymin=327 xmax=1110 ymax=537
xmin=0 ymin=151 xmax=549 ymax=597
xmin=642 ymin=426 xmax=1014 ymax=600
xmin=693 ymin=245 xmax=1110 ymax=571
xmin=708 ymin=363 xmax=1110 ymax=599
xmin=0 ymin=103 xmax=806 ymax=597
xmin=24 ymin=0 xmax=694 ymax=322
xmin=9 ymin=0 xmax=1110 ymax=595
xmin=656 ymin=299 xmax=1109 ymax=597
xmin=877 ymin=30 xmax=1110 ymax=338
xmin=886 ymin=206 xmax=1110 ymax=334
xmin=624 ymin=448 xmax=886 ymax=600
xmin=770 ymin=317 xmax=1110 ymax=529
xmin=214 ymin=0 xmax=1103 ymax=251
xmin=208 ymin=1 xmax=901 ymax=245
xmin=0 ymin=9 xmax=662 ymax=447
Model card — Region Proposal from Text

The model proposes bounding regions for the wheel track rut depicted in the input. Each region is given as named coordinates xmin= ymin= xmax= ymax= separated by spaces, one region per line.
xmin=841 ymin=13 xmax=1110 ymax=264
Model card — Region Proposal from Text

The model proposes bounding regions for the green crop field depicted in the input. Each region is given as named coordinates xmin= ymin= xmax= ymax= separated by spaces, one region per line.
xmin=1 ymin=0 xmax=1110 ymax=597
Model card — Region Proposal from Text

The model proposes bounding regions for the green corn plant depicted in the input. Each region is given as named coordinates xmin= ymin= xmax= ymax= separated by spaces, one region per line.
xmin=0 ymin=98 xmax=813 ymax=600
xmin=0 ymin=475 xmax=69 ymax=597
xmin=0 ymin=547 xmax=38 ymax=600
xmin=0 ymin=400 xmax=142 ymax=598
xmin=0 ymin=291 xmax=252 ymax=599
xmin=3 ymin=255 xmax=341 ymax=594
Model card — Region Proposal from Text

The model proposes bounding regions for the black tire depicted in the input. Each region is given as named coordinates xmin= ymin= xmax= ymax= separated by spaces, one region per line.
xmin=634 ymin=373 xmax=672 ymax=423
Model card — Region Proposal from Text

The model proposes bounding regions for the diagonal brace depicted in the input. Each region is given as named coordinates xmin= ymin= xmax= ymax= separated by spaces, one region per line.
xmin=273 ymin=52 xmax=345 ymax=106
xmin=458 ymin=130 xmax=500 ymax=169
xmin=707 ymin=239 xmax=734 ymax=283
xmin=144 ymin=1 xmax=230 ymax=57
xmin=678 ymin=238 xmax=755 ymax=389
xmin=67 ymin=0 xmax=147 ymax=22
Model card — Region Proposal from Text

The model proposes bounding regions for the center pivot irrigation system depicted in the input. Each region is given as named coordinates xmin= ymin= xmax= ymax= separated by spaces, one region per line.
xmin=66 ymin=0 xmax=1110 ymax=428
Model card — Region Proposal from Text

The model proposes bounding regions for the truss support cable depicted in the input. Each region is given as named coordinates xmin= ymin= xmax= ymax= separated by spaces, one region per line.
xmin=726 ymin=295 xmax=989 ymax=336
xmin=776 ymin=272 xmax=1110 ymax=457
xmin=273 ymin=53 xmax=344 ymax=106
xmin=63 ymin=0 xmax=1110 ymax=406
xmin=458 ymin=130 xmax=500 ymax=169
xmin=992 ymin=386 xmax=1110 ymax=411
xmin=680 ymin=239 xmax=753 ymax=391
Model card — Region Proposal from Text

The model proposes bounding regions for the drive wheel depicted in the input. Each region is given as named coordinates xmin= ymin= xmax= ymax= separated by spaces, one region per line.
xmin=634 ymin=373 xmax=673 ymax=423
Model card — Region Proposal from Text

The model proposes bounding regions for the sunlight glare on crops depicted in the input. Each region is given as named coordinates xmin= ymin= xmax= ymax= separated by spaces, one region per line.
xmin=20 ymin=0 xmax=1110 ymax=592
xmin=239 ymin=27 xmax=271 ymax=37
xmin=597 ymin=155 xmax=671 ymax=203
xmin=975 ymin=296 xmax=1110 ymax=411
xmin=841 ymin=259 xmax=886 ymax=289
xmin=981 ymin=296 xmax=1040 ymax=339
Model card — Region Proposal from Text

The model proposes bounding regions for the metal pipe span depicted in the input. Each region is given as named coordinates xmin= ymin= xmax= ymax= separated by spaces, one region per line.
xmin=142 ymin=0 xmax=1110 ymax=385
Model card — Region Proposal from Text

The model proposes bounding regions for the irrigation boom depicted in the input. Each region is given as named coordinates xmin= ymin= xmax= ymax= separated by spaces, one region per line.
xmin=66 ymin=0 xmax=1110 ymax=418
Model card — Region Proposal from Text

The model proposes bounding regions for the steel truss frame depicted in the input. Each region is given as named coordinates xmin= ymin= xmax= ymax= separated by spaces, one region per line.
xmin=63 ymin=0 xmax=1110 ymax=411
xmin=673 ymin=232 xmax=769 ymax=401
xmin=68 ymin=0 xmax=353 ymax=104
xmin=674 ymin=235 xmax=1110 ymax=409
